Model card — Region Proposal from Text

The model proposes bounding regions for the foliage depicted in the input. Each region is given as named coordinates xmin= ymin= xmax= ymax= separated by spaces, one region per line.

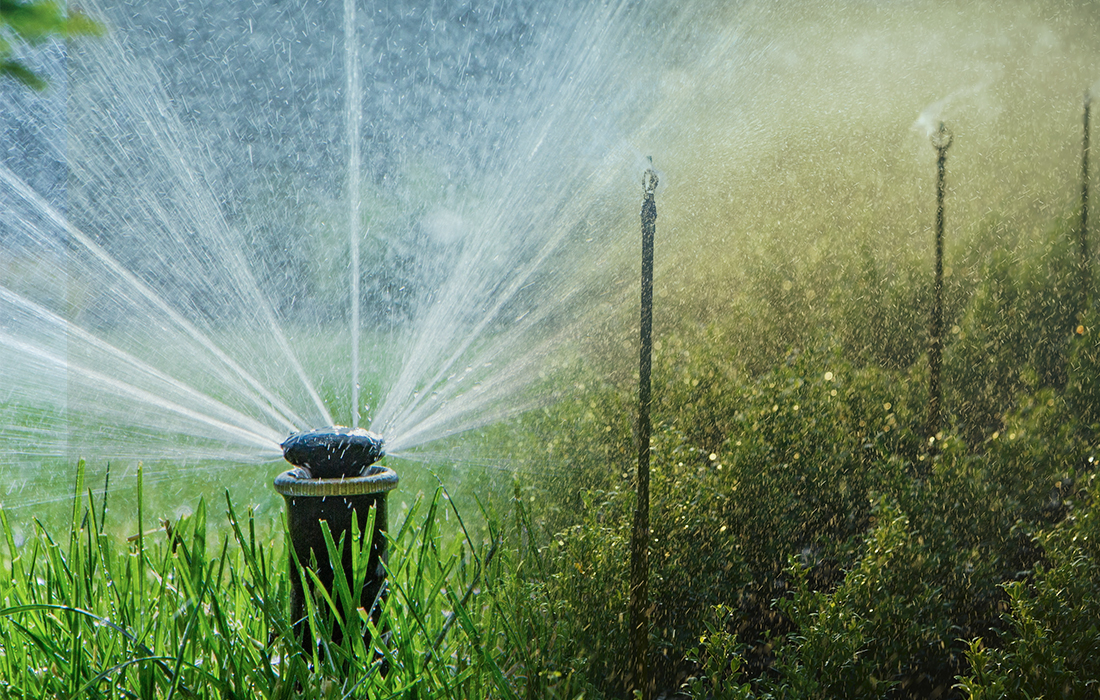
xmin=770 ymin=502 xmax=916 ymax=699
xmin=0 ymin=0 xmax=99 ymax=90
xmin=944 ymin=216 xmax=1079 ymax=444
xmin=1066 ymin=321 xmax=1100 ymax=431
xmin=0 ymin=466 xmax=524 ymax=698
xmin=502 ymin=199 xmax=1100 ymax=698
xmin=957 ymin=472 xmax=1100 ymax=700
xmin=681 ymin=605 xmax=754 ymax=700
xmin=766 ymin=451 xmax=1039 ymax=700
xmin=490 ymin=483 xmax=630 ymax=699
xmin=511 ymin=341 xmax=931 ymax=694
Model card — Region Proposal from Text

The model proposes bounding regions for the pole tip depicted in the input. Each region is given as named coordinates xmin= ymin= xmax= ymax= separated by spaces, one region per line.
xmin=643 ymin=158 xmax=658 ymax=195
xmin=930 ymin=121 xmax=953 ymax=151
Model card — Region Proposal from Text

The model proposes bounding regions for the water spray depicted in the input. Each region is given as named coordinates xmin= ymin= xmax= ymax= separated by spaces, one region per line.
xmin=926 ymin=122 xmax=952 ymax=458
xmin=1079 ymin=90 xmax=1092 ymax=325
xmin=345 ymin=0 xmax=363 ymax=428
xmin=275 ymin=427 xmax=397 ymax=656
xmin=628 ymin=158 xmax=657 ymax=700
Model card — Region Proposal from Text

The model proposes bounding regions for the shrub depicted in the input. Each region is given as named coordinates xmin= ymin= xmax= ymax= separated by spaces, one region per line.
xmin=958 ymin=472 xmax=1100 ymax=700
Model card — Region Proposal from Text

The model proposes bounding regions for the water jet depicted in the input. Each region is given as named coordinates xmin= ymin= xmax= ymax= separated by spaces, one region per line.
xmin=275 ymin=427 xmax=397 ymax=655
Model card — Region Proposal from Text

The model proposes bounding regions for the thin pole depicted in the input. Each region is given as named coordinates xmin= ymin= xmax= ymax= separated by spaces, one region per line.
xmin=1080 ymin=91 xmax=1091 ymax=324
xmin=926 ymin=123 xmax=952 ymax=457
xmin=628 ymin=158 xmax=657 ymax=700
xmin=345 ymin=0 xmax=362 ymax=427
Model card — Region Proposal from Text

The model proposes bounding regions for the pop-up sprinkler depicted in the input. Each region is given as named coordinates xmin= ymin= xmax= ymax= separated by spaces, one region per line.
xmin=274 ymin=427 xmax=398 ymax=655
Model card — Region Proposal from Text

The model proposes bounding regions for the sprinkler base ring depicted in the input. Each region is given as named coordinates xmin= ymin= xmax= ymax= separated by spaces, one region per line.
xmin=274 ymin=465 xmax=399 ymax=498
xmin=275 ymin=466 xmax=399 ymax=656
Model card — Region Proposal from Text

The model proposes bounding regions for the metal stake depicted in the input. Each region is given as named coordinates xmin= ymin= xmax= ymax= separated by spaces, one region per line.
xmin=628 ymin=158 xmax=657 ymax=700
xmin=927 ymin=122 xmax=952 ymax=457
xmin=1079 ymin=91 xmax=1092 ymax=325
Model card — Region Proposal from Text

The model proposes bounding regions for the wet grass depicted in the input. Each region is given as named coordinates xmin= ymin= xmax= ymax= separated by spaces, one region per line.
xmin=0 ymin=461 xmax=522 ymax=699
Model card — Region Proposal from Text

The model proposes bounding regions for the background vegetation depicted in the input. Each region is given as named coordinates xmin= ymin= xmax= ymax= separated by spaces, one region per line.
xmin=3 ymin=1 xmax=1100 ymax=698
xmin=0 ymin=0 xmax=98 ymax=90
xmin=500 ymin=207 xmax=1100 ymax=699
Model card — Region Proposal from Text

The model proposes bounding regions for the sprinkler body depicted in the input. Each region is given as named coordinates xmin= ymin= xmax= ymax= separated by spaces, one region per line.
xmin=275 ymin=428 xmax=397 ymax=656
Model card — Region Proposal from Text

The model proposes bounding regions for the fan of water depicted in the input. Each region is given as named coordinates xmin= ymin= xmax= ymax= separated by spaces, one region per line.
xmin=1 ymin=0 xmax=1097 ymax=518
xmin=0 ymin=0 xmax=705 ymax=515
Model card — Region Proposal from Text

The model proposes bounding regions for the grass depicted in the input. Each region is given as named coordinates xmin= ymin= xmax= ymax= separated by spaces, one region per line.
xmin=0 ymin=449 xmax=502 ymax=550
xmin=0 ymin=460 xmax=523 ymax=699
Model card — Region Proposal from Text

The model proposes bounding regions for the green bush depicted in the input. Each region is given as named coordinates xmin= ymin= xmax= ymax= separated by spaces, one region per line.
xmin=1066 ymin=322 xmax=1100 ymax=431
xmin=958 ymin=473 xmax=1100 ymax=700
xmin=511 ymin=340 xmax=933 ymax=694
xmin=498 ymin=201 xmax=1098 ymax=698
xmin=945 ymin=218 xmax=1078 ymax=444
xmin=766 ymin=454 xmax=1037 ymax=700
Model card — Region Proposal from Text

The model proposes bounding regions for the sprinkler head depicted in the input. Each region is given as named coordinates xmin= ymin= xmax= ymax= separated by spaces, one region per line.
xmin=930 ymin=121 xmax=953 ymax=151
xmin=643 ymin=156 xmax=659 ymax=195
xmin=282 ymin=427 xmax=385 ymax=479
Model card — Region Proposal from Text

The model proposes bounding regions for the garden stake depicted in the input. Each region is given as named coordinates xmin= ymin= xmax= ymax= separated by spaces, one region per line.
xmin=927 ymin=122 xmax=952 ymax=458
xmin=628 ymin=157 xmax=657 ymax=700
xmin=1080 ymin=90 xmax=1091 ymax=324
xmin=275 ymin=428 xmax=397 ymax=658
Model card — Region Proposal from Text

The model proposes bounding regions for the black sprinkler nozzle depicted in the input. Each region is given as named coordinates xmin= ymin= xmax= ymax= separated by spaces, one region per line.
xmin=281 ymin=426 xmax=385 ymax=479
